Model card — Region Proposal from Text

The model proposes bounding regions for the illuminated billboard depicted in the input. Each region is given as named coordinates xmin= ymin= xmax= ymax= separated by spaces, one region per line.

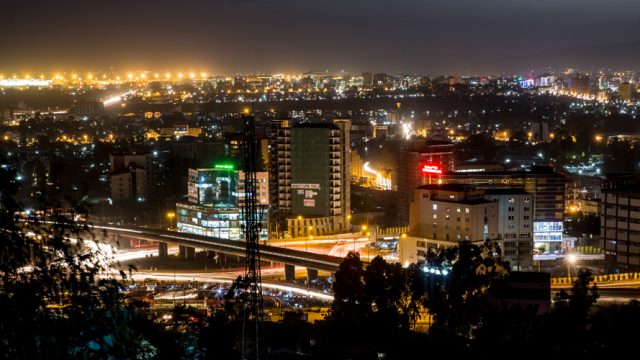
xmin=421 ymin=164 xmax=443 ymax=174
xmin=533 ymin=221 xmax=563 ymax=242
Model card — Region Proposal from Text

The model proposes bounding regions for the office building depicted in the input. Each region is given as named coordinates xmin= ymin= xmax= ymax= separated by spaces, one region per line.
xmin=269 ymin=119 xmax=351 ymax=237
xmin=484 ymin=188 xmax=534 ymax=270
xmin=409 ymin=184 xmax=499 ymax=245
xmin=396 ymin=140 xmax=455 ymax=225
xmin=404 ymin=184 xmax=533 ymax=269
xmin=176 ymin=165 xmax=269 ymax=241
xmin=439 ymin=166 xmax=565 ymax=252
xmin=600 ymin=175 xmax=640 ymax=270
xmin=109 ymin=152 xmax=152 ymax=201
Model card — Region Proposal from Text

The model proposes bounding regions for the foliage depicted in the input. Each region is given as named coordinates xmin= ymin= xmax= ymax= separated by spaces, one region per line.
xmin=0 ymin=155 xmax=155 ymax=359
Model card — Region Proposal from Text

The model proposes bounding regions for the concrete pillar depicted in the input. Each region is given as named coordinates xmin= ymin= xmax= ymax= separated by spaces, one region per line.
xmin=284 ymin=264 xmax=295 ymax=283
xmin=158 ymin=242 xmax=168 ymax=257
xmin=307 ymin=268 xmax=318 ymax=283
xmin=179 ymin=245 xmax=188 ymax=258
xmin=184 ymin=246 xmax=196 ymax=260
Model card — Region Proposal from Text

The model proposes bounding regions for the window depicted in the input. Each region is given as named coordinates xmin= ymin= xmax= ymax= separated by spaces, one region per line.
xmin=445 ymin=215 xmax=450 ymax=220
xmin=508 ymin=206 xmax=515 ymax=212
xmin=456 ymin=208 xmax=461 ymax=213
xmin=457 ymin=217 xmax=461 ymax=222
xmin=432 ymin=204 xmax=438 ymax=210
xmin=524 ymin=215 xmax=530 ymax=220
xmin=465 ymin=208 xmax=470 ymax=214
xmin=433 ymin=214 xmax=437 ymax=219
xmin=508 ymin=215 xmax=514 ymax=220
xmin=508 ymin=197 xmax=515 ymax=203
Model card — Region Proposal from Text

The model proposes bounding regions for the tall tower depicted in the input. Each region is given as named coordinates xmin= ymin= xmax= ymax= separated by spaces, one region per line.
xmin=270 ymin=119 xmax=351 ymax=237
xmin=241 ymin=114 xmax=265 ymax=359
xmin=333 ymin=119 xmax=351 ymax=229
xmin=268 ymin=119 xmax=291 ymax=237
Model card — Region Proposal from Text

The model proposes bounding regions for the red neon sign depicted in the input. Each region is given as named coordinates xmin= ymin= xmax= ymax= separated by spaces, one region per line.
xmin=421 ymin=164 xmax=443 ymax=174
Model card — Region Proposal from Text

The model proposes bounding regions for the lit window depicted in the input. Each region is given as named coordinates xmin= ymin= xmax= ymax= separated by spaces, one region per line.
xmin=432 ymin=204 xmax=438 ymax=210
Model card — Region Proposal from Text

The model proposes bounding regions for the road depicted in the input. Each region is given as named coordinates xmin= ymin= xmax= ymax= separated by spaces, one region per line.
xmin=91 ymin=224 xmax=344 ymax=272
xmin=118 ymin=270 xmax=334 ymax=301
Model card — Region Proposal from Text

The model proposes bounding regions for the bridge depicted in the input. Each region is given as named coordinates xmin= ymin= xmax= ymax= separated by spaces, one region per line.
xmin=90 ymin=224 xmax=345 ymax=281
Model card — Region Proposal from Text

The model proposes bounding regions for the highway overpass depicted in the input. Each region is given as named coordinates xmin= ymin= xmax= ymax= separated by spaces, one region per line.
xmin=90 ymin=224 xmax=344 ymax=275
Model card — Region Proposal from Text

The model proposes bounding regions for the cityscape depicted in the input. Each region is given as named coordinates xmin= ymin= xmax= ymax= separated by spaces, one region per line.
xmin=2 ymin=1 xmax=640 ymax=359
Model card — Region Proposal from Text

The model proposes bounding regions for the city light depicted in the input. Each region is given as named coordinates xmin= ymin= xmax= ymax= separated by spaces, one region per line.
xmin=421 ymin=164 xmax=443 ymax=174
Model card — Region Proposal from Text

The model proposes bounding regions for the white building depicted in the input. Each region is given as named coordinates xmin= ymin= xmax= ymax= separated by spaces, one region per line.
xmin=484 ymin=188 xmax=534 ymax=270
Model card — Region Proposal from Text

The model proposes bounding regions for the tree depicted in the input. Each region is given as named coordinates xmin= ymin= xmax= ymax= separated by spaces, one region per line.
xmin=0 ymin=155 xmax=156 ymax=358
xmin=330 ymin=251 xmax=368 ymax=324
xmin=420 ymin=241 xmax=510 ymax=339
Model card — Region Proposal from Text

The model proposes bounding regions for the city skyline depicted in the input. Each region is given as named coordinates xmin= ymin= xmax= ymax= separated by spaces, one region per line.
xmin=2 ymin=0 xmax=640 ymax=74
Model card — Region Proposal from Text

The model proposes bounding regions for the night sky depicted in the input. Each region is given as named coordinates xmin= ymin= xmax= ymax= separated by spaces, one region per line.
xmin=2 ymin=0 xmax=640 ymax=74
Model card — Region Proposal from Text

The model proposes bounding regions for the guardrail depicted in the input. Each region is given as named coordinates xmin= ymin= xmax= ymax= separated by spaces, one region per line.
xmin=551 ymin=272 xmax=640 ymax=286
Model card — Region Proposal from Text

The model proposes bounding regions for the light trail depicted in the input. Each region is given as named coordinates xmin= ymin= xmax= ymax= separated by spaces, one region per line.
xmin=103 ymin=90 xmax=134 ymax=106
xmin=124 ymin=271 xmax=334 ymax=301
xmin=363 ymin=162 xmax=392 ymax=190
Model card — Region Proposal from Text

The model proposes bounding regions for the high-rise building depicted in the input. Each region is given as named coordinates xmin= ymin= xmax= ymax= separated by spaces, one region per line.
xmin=395 ymin=140 xmax=455 ymax=225
xmin=600 ymin=175 xmax=640 ymax=270
xmin=269 ymin=119 xmax=351 ymax=237
xmin=567 ymin=74 xmax=591 ymax=96
xmin=109 ymin=152 xmax=152 ymax=202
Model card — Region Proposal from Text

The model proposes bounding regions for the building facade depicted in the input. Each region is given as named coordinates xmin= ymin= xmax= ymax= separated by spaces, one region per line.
xmin=484 ymin=188 xmax=534 ymax=270
xmin=601 ymin=175 xmax=640 ymax=270
xmin=109 ymin=152 xmax=152 ymax=201
xmin=408 ymin=185 xmax=499 ymax=259
xmin=269 ymin=119 xmax=351 ymax=237
xmin=177 ymin=165 xmax=268 ymax=241
xmin=404 ymin=184 xmax=534 ymax=270
xmin=440 ymin=166 xmax=565 ymax=252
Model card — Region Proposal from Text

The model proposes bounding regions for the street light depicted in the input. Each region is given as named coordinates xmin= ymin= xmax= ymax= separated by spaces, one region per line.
xmin=166 ymin=211 xmax=175 ymax=229
xmin=567 ymin=253 xmax=577 ymax=279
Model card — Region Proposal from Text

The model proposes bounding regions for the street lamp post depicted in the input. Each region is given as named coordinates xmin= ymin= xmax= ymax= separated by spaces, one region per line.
xmin=567 ymin=253 xmax=577 ymax=279
xmin=166 ymin=211 xmax=175 ymax=230
xmin=307 ymin=225 xmax=313 ymax=253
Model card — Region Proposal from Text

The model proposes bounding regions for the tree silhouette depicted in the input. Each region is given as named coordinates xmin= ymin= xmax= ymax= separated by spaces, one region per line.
xmin=0 ymin=154 xmax=156 ymax=358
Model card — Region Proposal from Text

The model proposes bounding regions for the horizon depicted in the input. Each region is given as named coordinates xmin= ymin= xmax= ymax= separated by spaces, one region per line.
xmin=2 ymin=0 xmax=640 ymax=74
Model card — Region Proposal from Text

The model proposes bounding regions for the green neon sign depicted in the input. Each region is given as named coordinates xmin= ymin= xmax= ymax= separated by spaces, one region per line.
xmin=214 ymin=164 xmax=234 ymax=170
